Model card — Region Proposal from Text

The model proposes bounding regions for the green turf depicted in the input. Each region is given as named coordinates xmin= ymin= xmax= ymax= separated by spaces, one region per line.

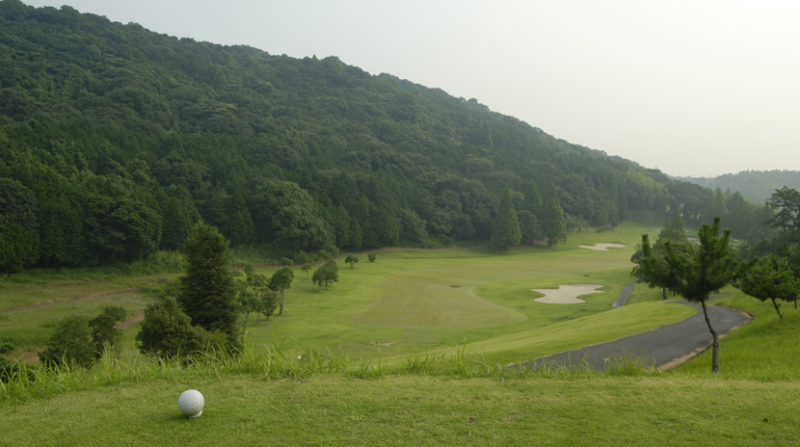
xmin=211 ymin=221 xmax=678 ymax=363
xmin=1 ymin=374 xmax=797 ymax=446
xmin=2 ymin=220 xmax=687 ymax=366
xmin=4 ymin=219 xmax=800 ymax=445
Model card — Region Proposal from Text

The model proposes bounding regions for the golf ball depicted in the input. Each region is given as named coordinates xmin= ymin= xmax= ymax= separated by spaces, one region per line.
xmin=178 ymin=389 xmax=204 ymax=418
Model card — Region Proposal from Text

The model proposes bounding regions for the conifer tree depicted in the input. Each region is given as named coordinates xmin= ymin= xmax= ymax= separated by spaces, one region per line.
xmin=540 ymin=184 xmax=567 ymax=248
xmin=641 ymin=217 xmax=747 ymax=372
xmin=490 ymin=187 xmax=521 ymax=252
xmin=177 ymin=223 xmax=240 ymax=349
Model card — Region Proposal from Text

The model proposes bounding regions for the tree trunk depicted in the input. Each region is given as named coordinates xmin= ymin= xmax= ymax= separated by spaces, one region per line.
xmin=771 ymin=298 xmax=783 ymax=319
xmin=279 ymin=288 xmax=285 ymax=315
xmin=700 ymin=300 xmax=720 ymax=373
xmin=241 ymin=312 xmax=250 ymax=334
xmin=662 ymin=288 xmax=667 ymax=300
xmin=255 ymin=312 xmax=260 ymax=325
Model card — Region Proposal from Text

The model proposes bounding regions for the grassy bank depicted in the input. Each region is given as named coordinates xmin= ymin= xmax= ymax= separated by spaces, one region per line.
xmin=1 ymin=372 xmax=797 ymax=446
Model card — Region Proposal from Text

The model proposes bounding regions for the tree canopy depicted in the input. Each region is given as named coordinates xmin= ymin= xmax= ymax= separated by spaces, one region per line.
xmin=0 ymin=0 xmax=774 ymax=272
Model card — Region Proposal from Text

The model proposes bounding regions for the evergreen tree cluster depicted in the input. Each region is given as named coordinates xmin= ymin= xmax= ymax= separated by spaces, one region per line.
xmin=0 ymin=1 xmax=772 ymax=271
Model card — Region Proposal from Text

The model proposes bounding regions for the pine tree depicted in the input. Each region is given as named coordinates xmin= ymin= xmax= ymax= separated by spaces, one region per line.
xmin=641 ymin=217 xmax=747 ymax=372
xmin=540 ymin=184 xmax=567 ymax=248
xmin=177 ymin=223 xmax=240 ymax=349
xmin=490 ymin=187 xmax=521 ymax=252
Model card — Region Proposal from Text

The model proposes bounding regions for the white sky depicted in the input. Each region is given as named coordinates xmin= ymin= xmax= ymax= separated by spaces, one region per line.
xmin=23 ymin=0 xmax=800 ymax=177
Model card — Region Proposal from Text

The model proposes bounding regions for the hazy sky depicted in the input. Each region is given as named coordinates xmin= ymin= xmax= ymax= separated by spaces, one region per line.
xmin=24 ymin=0 xmax=800 ymax=177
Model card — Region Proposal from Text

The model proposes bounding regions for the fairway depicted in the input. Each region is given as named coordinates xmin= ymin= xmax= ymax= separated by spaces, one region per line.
xmin=217 ymin=220 xmax=690 ymax=364
xmin=1 ymin=220 xmax=694 ymax=367
xmin=353 ymin=271 xmax=527 ymax=328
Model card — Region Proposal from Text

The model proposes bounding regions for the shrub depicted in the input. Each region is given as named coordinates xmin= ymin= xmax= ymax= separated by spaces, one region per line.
xmin=38 ymin=316 xmax=96 ymax=368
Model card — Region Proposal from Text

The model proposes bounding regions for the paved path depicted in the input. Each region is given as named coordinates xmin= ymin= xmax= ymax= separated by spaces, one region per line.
xmin=515 ymin=300 xmax=751 ymax=372
xmin=612 ymin=282 xmax=636 ymax=308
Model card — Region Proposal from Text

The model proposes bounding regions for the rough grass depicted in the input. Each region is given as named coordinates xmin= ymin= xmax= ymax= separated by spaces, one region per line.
xmin=2 ymin=374 xmax=798 ymax=446
xmin=674 ymin=288 xmax=800 ymax=381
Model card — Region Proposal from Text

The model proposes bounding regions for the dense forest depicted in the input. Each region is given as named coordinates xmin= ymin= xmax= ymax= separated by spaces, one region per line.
xmin=677 ymin=170 xmax=800 ymax=202
xmin=0 ymin=1 xmax=779 ymax=273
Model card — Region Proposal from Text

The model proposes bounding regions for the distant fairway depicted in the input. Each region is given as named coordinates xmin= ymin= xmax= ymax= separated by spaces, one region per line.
xmin=2 ymin=219 xmax=689 ymax=366
xmin=220 ymin=220 xmax=689 ymax=363
xmin=353 ymin=271 xmax=527 ymax=328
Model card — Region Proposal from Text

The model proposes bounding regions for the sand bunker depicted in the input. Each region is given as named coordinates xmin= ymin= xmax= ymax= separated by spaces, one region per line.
xmin=532 ymin=284 xmax=605 ymax=304
xmin=579 ymin=243 xmax=626 ymax=251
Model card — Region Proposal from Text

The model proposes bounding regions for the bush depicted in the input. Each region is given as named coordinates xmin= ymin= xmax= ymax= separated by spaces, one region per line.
xmin=39 ymin=316 xmax=96 ymax=368
xmin=136 ymin=296 xmax=208 ymax=359
xmin=296 ymin=251 xmax=310 ymax=264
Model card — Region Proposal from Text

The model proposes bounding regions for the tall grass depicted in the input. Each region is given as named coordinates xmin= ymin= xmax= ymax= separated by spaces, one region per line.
xmin=1 ymin=335 xmax=653 ymax=402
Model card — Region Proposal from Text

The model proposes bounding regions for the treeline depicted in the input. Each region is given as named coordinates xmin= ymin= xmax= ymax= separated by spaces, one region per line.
xmin=0 ymin=1 xmax=773 ymax=273
xmin=677 ymin=170 xmax=800 ymax=202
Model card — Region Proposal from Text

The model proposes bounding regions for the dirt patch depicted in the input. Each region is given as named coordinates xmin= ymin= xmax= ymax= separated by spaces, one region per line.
xmin=0 ymin=288 xmax=142 ymax=315
xmin=117 ymin=313 xmax=145 ymax=330
xmin=532 ymin=284 xmax=605 ymax=304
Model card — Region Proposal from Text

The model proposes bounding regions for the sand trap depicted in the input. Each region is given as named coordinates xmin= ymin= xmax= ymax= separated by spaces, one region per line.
xmin=532 ymin=284 xmax=605 ymax=304
xmin=579 ymin=243 xmax=626 ymax=251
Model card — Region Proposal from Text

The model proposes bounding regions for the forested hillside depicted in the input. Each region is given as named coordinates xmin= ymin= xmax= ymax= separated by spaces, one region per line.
xmin=0 ymin=0 xmax=771 ymax=272
xmin=676 ymin=170 xmax=800 ymax=202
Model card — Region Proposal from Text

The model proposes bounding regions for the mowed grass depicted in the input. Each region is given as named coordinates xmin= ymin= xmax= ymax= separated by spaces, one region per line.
xmin=216 ymin=221 xmax=678 ymax=363
xmin=5 ymin=218 xmax=800 ymax=445
xmin=1 ymin=374 xmax=798 ymax=446
xmin=1 ymin=220 xmax=685 ymax=366
xmin=674 ymin=287 xmax=800 ymax=381
xmin=0 ymin=292 xmax=152 ymax=353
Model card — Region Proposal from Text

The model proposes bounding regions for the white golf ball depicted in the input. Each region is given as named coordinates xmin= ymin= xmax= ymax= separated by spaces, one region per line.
xmin=178 ymin=389 xmax=204 ymax=418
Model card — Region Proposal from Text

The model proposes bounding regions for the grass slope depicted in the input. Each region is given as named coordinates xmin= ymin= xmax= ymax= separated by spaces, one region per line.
xmin=3 ymin=220 xmax=800 ymax=445
xmin=1 ymin=375 xmax=797 ymax=446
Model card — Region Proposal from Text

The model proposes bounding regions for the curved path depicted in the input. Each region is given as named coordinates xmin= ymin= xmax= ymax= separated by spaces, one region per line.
xmin=515 ymin=300 xmax=751 ymax=372
xmin=612 ymin=282 xmax=636 ymax=308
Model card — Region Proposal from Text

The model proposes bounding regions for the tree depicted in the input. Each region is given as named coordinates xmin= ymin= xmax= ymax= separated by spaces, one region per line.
xmin=490 ymin=187 xmax=521 ymax=252
xmin=785 ymin=240 xmax=800 ymax=309
xmin=397 ymin=209 xmax=428 ymax=242
xmin=0 ymin=178 xmax=39 ymax=273
xmin=658 ymin=212 xmax=689 ymax=243
xmin=312 ymin=265 xmax=327 ymax=292
xmin=766 ymin=187 xmax=800 ymax=234
xmin=739 ymin=256 xmax=798 ymax=319
xmin=177 ymin=223 xmax=239 ymax=349
xmin=88 ymin=306 xmax=127 ymax=354
xmin=301 ymin=263 xmax=312 ymax=278
xmin=272 ymin=204 xmax=329 ymax=259
xmin=39 ymin=316 xmax=96 ymax=368
xmin=269 ymin=267 xmax=295 ymax=315
xmin=631 ymin=240 xmax=693 ymax=299
xmin=540 ymin=184 xmax=567 ymax=248
xmin=640 ymin=216 xmax=746 ymax=372
xmin=313 ymin=261 xmax=339 ymax=291
xmin=517 ymin=210 xmax=540 ymax=244
xmin=521 ymin=181 xmax=542 ymax=216
xmin=235 ymin=282 xmax=260 ymax=333
xmin=136 ymin=296 xmax=207 ymax=359
xmin=345 ymin=254 xmax=359 ymax=268
xmin=368 ymin=253 xmax=377 ymax=263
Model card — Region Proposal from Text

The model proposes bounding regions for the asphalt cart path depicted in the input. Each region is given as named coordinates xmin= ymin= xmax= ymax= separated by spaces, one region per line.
xmin=515 ymin=300 xmax=751 ymax=372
